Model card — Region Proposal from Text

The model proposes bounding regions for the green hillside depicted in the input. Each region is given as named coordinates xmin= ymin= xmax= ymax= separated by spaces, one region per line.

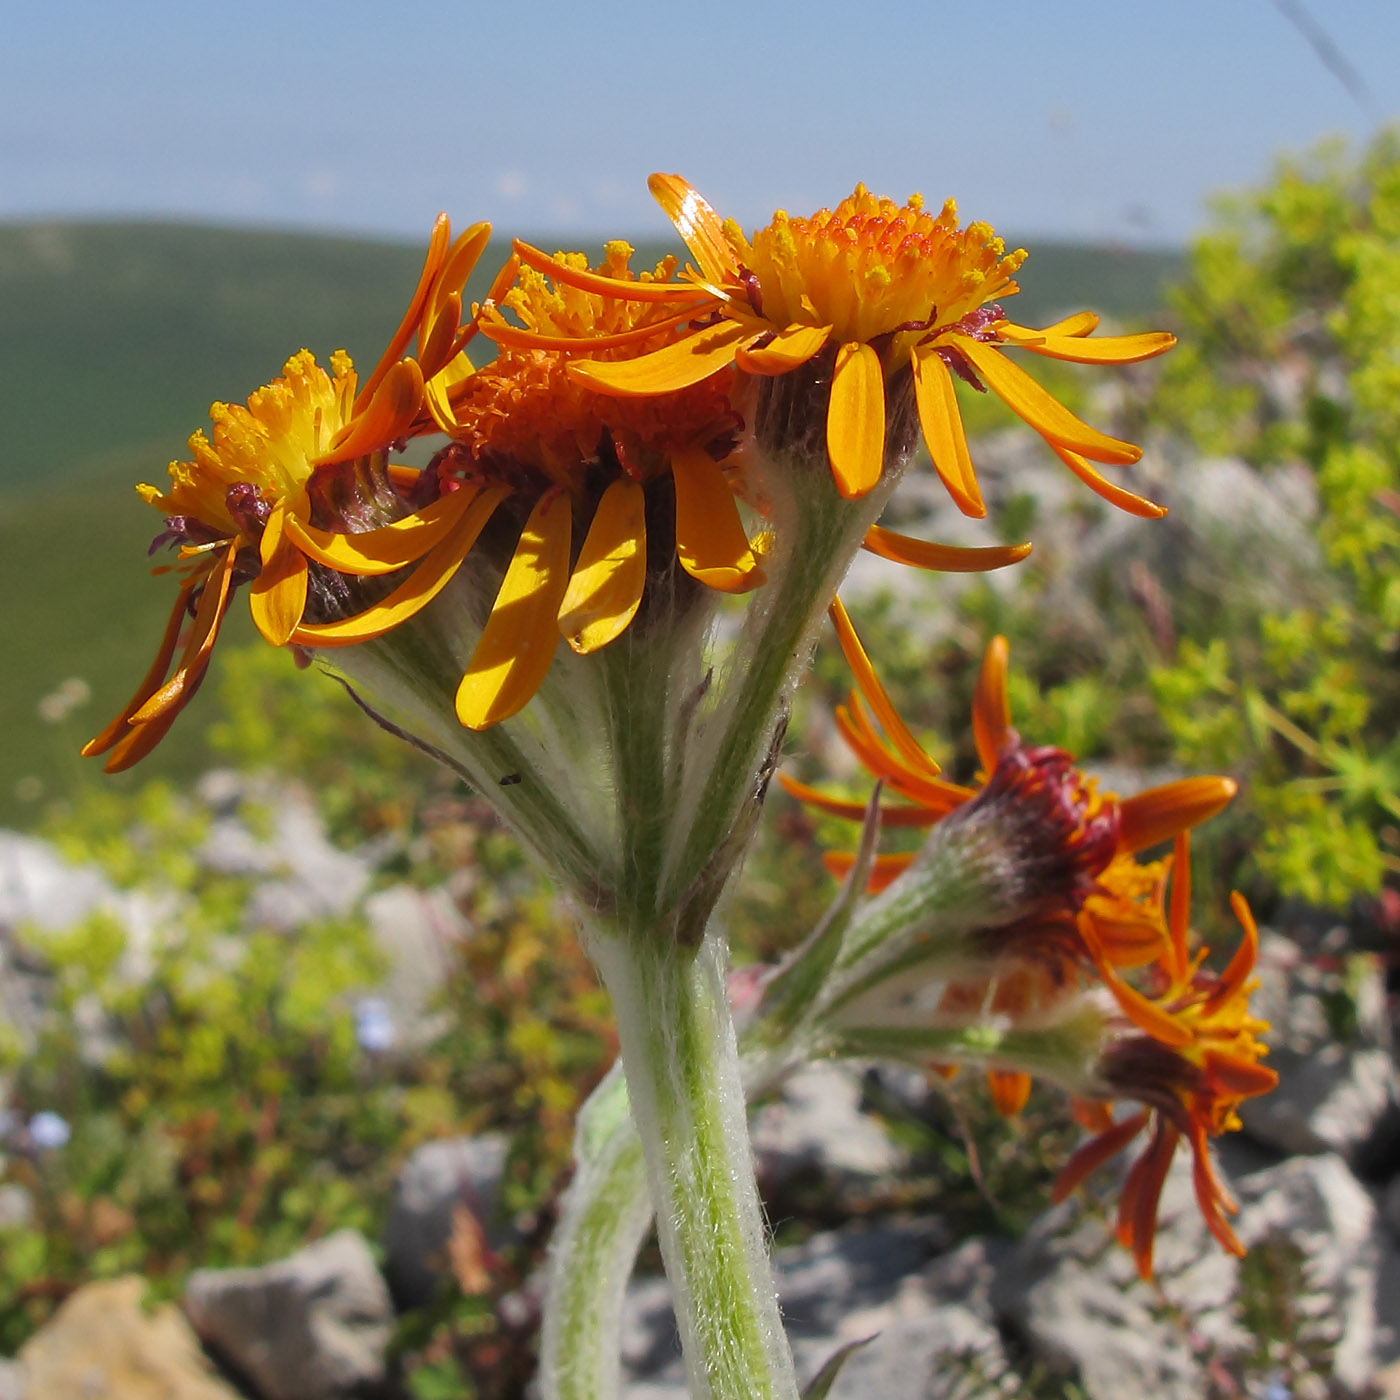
xmin=0 ymin=220 xmax=1183 ymax=825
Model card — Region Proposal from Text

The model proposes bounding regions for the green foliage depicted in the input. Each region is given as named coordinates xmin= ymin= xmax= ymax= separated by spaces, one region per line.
xmin=1149 ymin=131 xmax=1400 ymax=905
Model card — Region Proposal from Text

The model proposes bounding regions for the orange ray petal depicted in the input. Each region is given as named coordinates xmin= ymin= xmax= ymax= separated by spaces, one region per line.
xmin=129 ymin=542 xmax=238 ymax=723
xmin=456 ymin=491 xmax=573 ymax=729
xmin=827 ymin=342 xmax=886 ymax=499
xmin=862 ymin=523 xmax=1030 ymax=573
xmin=671 ymin=445 xmax=764 ymax=593
xmin=971 ymin=635 xmax=1012 ymax=773
xmin=569 ymin=320 xmax=750 ymax=397
xmin=322 ymin=359 xmax=424 ymax=465
xmin=1118 ymin=776 xmax=1237 ymax=854
xmin=292 ymin=485 xmax=507 ymax=647
xmin=988 ymin=1069 xmax=1032 ymax=1117
xmin=83 ymin=579 xmax=199 ymax=757
xmin=912 ymin=348 xmax=986 ymax=517
xmin=1124 ymin=1120 xmax=1179 ymax=1278
xmin=428 ymin=222 xmax=492 ymax=327
xmin=735 ymin=321 xmax=832 ymax=374
xmin=355 ymin=214 xmax=449 ymax=413
xmin=775 ymin=771 xmax=941 ymax=827
xmin=557 ymin=477 xmax=647 ymax=653
xmin=829 ymin=597 xmax=940 ymax=775
xmin=249 ymin=508 xmax=309 ymax=647
xmin=1165 ymin=833 xmax=1192 ymax=982
xmin=283 ymin=488 xmax=474 ymax=576
xmin=511 ymin=239 xmax=713 ymax=304
xmin=1051 ymin=1110 xmax=1150 ymax=1202
xmin=953 ymin=335 xmax=1142 ymax=466
xmin=480 ymin=301 xmax=705 ymax=353
xmin=1048 ymin=443 xmax=1167 ymax=519
xmin=822 ymin=850 xmax=915 ymax=893
xmin=647 ymin=173 xmax=741 ymax=287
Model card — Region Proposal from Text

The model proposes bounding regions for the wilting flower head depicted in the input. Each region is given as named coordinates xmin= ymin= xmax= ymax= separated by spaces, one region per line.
xmin=538 ymin=175 xmax=1175 ymax=520
xmin=84 ymin=217 xmax=493 ymax=769
xmin=781 ymin=608 xmax=1236 ymax=950
xmin=1054 ymin=840 xmax=1278 ymax=1279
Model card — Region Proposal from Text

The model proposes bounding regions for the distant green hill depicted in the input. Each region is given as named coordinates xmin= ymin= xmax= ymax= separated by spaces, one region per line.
xmin=0 ymin=220 xmax=1183 ymax=826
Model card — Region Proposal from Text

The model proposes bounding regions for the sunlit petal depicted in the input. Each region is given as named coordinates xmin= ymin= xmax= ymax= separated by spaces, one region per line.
xmin=954 ymin=335 xmax=1142 ymax=466
xmin=671 ymin=445 xmax=764 ymax=592
xmin=862 ymin=523 xmax=1030 ymax=573
xmin=648 ymin=173 xmax=741 ymax=286
xmin=912 ymin=349 xmax=986 ymax=517
xmin=827 ymin=341 xmax=885 ymax=499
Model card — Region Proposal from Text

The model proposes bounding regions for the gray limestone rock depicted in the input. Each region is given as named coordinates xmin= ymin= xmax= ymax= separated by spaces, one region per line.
xmin=1237 ymin=932 xmax=1399 ymax=1162
xmin=184 ymin=1228 xmax=393 ymax=1400
xmin=750 ymin=1062 xmax=909 ymax=1204
xmin=384 ymin=1133 xmax=511 ymax=1307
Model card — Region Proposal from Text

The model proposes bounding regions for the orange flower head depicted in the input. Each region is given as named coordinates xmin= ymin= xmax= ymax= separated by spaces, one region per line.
xmin=534 ymin=174 xmax=1174 ymax=526
xmin=1054 ymin=842 xmax=1279 ymax=1279
xmin=84 ymin=216 xmax=517 ymax=770
xmin=782 ymin=613 xmax=1236 ymax=965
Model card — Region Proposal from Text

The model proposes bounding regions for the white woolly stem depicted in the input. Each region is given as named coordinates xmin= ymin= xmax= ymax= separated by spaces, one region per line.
xmin=585 ymin=922 xmax=799 ymax=1400
xmin=539 ymin=1066 xmax=653 ymax=1400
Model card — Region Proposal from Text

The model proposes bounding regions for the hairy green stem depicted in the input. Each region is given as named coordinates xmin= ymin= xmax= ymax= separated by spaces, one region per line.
xmin=585 ymin=924 xmax=799 ymax=1400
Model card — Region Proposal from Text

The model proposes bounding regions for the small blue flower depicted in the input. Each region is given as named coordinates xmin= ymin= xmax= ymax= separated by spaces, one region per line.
xmin=28 ymin=1112 xmax=71 ymax=1151
xmin=355 ymin=998 xmax=397 ymax=1053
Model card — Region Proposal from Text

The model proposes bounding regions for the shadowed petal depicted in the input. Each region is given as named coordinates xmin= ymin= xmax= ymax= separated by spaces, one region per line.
xmin=456 ymin=491 xmax=573 ymax=729
xmin=284 ymin=488 xmax=474 ymax=576
xmin=735 ymin=322 xmax=831 ymax=374
xmin=558 ymin=477 xmax=647 ymax=653
xmin=671 ymin=446 xmax=763 ymax=592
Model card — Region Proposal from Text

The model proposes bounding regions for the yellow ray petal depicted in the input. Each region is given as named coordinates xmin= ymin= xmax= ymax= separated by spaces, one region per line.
xmin=998 ymin=312 xmax=1100 ymax=341
xmin=292 ymin=485 xmax=506 ymax=646
xmin=829 ymin=597 xmax=939 ymax=775
xmin=456 ymin=491 xmax=573 ymax=729
xmin=953 ymin=335 xmax=1142 ymax=466
xmin=827 ymin=342 xmax=886 ymax=499
xmin=1118 ymin=777 xmax=1237 ymax=855
xmin=322 ymin=359 xmax=424 ymax=465
xmin=1048 ymin=443 xmax=1168 ymax=519
xmin=862 ymin=523 xmax=1031 ymax=573
xmin=249 ymin=507 xmax=309 ymax=646
xmin=735 ymin=322 xmax=832 ymax=375
xmin=512 ymin=239 xmax=711 ymax=304
xmin=912 ymin=349 xmax=986 ymax=517
xmin=647 ymin=173 xmax=741 ymax=287
xmin=1004 ymin=328 xmax=1176 ymax=364
xmin=972 ymin=635 xmax=1012 ymax=772
xmin=481 ymin=302 xmax=704 ymax=353
xmin=558 ymin=477 xmax=647 ymax=653
xmin=671 ymin=445 xmax=764 ymax=592
xmin=283 ymin=488 xmax=474 ymax=576
xmin=568 ymin=320 xmax=750 ymax=397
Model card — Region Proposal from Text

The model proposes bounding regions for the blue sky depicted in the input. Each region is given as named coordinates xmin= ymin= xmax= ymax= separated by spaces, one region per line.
xmin=3 ymin=0 xmax=1397 ymax=247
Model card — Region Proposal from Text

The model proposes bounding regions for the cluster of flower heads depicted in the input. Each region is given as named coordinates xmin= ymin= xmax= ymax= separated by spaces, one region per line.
xmin=88 ymin=174 xmax=1175 ymax=769
xmin=781 ymin=621 xmax=1277 ymax=1278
